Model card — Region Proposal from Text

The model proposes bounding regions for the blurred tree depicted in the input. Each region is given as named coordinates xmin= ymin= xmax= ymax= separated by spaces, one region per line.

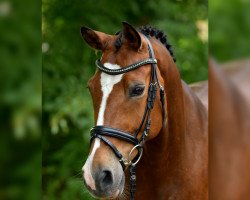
xmin=0 ymin=0 xmax=41 ymax=199
xmin=42 ymin=0 xmax=207 ymax=199
xmin=209 ymin=0 xmax=250 ymax=61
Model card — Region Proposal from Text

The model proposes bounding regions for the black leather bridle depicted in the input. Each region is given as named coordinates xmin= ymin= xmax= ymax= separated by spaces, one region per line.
xmin=90 ymin=35 xmax=165 ymax=200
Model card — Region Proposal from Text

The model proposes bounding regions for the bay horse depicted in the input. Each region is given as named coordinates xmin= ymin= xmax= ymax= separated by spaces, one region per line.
xmin=81 ymin=22 xmax=208 ymax=199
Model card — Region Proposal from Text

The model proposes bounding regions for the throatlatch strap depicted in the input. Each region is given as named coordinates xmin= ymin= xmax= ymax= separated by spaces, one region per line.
xmin=160 ymin=87 xmax=165 ymax=121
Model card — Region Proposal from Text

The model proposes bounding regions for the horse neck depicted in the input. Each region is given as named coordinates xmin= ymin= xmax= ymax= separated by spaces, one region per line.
xmin=151 ymin=39 xmax=187 ymax=171
xmin=135 ymin=39 xmax=208 ymax=198
xmin=153 ymin=37 xmax=207 ymax=161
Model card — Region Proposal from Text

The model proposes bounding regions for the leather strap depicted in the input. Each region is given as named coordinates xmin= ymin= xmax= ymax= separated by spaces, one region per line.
xmin=129 ymin=165 xmax=137 ymax=200
xmin=96 ymin=58 xmax=157 ymax=75
xmin=91 ymin=126 xmax=139 ymax=145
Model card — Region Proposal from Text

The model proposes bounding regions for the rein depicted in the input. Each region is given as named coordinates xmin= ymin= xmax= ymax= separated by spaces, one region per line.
xmin=90 ymin=35 xmax=165 ymax=200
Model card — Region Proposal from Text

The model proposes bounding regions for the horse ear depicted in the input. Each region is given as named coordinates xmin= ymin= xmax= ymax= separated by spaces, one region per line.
xmin=80 ymin=26 xmax=110 ymax=50
xmin=122 ymin=21 xmax=142 ymax=50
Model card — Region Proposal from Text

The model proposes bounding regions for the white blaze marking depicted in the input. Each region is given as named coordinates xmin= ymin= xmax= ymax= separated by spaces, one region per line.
xmin=83 ymin=139 xmax=100 ymax=190
xmin=83 ymin=63 xmax=123 ymax=190
xmin=97 ymin=63 xmax=123 ymax=125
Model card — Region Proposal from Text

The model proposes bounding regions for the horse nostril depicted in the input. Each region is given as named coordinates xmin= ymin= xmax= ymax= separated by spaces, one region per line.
xmin=99 ymin=170 xmax=113 ymax=190
xmin=102 ymin=170 xmax=113 ymax=185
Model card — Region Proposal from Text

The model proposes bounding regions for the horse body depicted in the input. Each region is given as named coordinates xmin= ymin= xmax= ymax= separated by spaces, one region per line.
xmin=221 ymin=59 xmax=250 ymax=108
xmin=190 ymin=81 xmax=208 ymax=110
xmin=209 ymin=59 xmax=250 ymax=200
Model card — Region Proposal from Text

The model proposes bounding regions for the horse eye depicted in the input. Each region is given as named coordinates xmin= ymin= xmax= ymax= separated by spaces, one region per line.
xmin=130 ymin=85 xmax=145 ymax=97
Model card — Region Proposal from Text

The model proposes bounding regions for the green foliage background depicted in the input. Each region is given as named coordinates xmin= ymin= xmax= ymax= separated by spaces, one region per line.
xmin=1 ymin=0 xmax=249 ymax=199
xmin=0 ymin=0 xmax=41 ymax=199
xmin=209 ymin=0 xmax=250 ymax=62
xmin=42 ymin=0 xmax=207 ymax=199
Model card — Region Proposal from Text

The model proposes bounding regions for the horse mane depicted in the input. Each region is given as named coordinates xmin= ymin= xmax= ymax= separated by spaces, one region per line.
xmin=114 ymin=25 xmax=176 ymax=62
xmin=138 ymin=25 xmax=176 ymax=62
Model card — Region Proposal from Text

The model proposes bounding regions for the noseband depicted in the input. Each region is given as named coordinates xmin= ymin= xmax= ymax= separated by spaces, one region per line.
xmin=90 ymin=35 xmax=165 ymax=199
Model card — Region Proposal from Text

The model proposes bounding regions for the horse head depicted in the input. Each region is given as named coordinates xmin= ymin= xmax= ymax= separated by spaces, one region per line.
xmin=81 ymin=22 xmax=167 ymax=199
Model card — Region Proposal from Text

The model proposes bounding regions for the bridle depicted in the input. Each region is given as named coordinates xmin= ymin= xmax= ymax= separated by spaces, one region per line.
xmin=90 ymin=34 xmax=165 ymax=200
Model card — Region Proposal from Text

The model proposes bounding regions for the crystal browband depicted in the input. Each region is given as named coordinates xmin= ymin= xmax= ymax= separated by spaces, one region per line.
xmin=95 ymin=58 xmax=157 ymax=75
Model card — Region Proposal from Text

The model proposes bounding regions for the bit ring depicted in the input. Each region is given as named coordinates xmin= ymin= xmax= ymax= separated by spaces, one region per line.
xmin=128 ymin=144 xmax=143 ymax=166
